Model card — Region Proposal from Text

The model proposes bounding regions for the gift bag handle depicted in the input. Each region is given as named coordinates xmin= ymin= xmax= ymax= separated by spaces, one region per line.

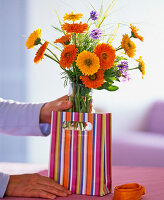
xmin=62 ymin=120 xmax=93 ymax=131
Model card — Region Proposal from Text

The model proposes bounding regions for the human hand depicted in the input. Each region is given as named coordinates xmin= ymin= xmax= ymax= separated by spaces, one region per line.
xmin=40 ymin=95 xmax=72 ymax=124
xmin=5 ymin=173 xmax=71 ymax=199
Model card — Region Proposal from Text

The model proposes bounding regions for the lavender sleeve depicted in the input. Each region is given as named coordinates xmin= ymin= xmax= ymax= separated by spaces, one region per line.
xmin=0 ymin=173 xmax=9 ymax=198
xmin=0 ymin=98 xmax=51 ymax=136
xmin=0 ymin=98 xmax=51 ymax=198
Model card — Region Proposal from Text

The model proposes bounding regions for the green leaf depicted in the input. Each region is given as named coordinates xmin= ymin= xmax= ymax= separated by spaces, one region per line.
xmin=99 ymin=0 xmax=104 ymax=19
xmin=96 ymin=0 xmax=117 ymax=28
xmin=106 ymin=85 xmax=119 ymax=91
xmin=115 ymin=77 xmax=120 ymax=82
xmin=51 ymin=26 xmax=64 ymax=33
xmin=98 ymin=82 xmax=119 ymax=91
xmin=103 ymin=82 xmax=119 ymax=91
xmin=114 ymin=56 xmax=128 ymax=63
xmin=107 ymin=22 xmax=120 ymax=43
xmin=89 ymin=3 xmax=96 ymax=11
xmin=104 ymin=67 xmax=117 ymax=77
xmin=105 ymin=78 xmax=114 ymax=84
xmin=50 ymin=3 xmax=65 ymax=34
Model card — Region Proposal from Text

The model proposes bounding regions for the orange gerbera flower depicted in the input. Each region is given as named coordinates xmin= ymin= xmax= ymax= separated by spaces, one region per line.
xmin=94 ymin=43 xmax=116 ymax=70
xmin=26 ymin=29 xmax=42 ymax=49
xmin=60 ymin=44 xmax=78 ymax=68
xmin=121 ymin=34 xmax=136 ymax=58
xmin=63 ymin=12 xmax=83 ymax=23
xmin=80 ymin=69 xmax=104 ymax=89
xmin=34 ymin=41 xmax=49 ymax=63
xmin=62 ymin=22 xmax=88 ymax=33
xmin=136 ymin=56 xmax=145 ymax=79
xmin=54 ymin=33 xmax=71 ymax=46
xmin=130 ymin=24 xmax=144 ymax=42
xmin=76 ymin=51 xmax=100 ymax=75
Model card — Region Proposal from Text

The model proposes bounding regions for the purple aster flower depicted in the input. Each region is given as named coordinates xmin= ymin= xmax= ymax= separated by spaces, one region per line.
xmin=117 ymin=61 xmax=128 ymax=73
xmin=90 ymin=28 xmax=102 ymax=40
xmin=90 ymin=10 xmax=98 ymax=21
xmin=122 ymin=71 xmax=130 ymax=82
xmin=117 ymin=61 xmax=130 ymax=82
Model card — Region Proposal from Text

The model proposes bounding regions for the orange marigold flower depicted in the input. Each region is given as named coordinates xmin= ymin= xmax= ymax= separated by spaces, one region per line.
xmin=94 ymin=43 xmax=116 ymax=70
xmin=136 ymin=56 xmax=145 ymax=79
xmin=121 ymin=34 xmax=136 ymax=58
xmin=26 ymin=29 xmax=42 ymax=49
xmin=60 ymin=44 xmax=78 ymax=68
xmin=76 ymin=51 xmax=100 ymax=75
xmin=62 ymin=22 xmax=88 ymax=33
xmin=34 ymin=41 xmax=49 ymax=63
xmin=80 ymin=69 xmax=104 ymax=89
xmin=54 ymin=33 xmax=71 ymax=46
xmin=130 ymin=24 xmax=144 ymax=42
xmin=63 ymin=12 xmax=83 ymax=23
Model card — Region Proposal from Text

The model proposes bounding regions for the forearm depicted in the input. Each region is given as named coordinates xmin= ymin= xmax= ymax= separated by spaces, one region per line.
xmin=0 ymin=172 xmax=9 ymax=198
xmin=0 ymin=98 xmax=50 ymax=136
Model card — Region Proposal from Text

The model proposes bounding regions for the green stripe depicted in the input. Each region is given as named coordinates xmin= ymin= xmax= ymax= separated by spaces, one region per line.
xmin=54 ymin=112 xmax=61 ymax=181
xmin=76 ymin=113 xmax=82 ymax=194
xmin=100 ymin=114 xmax=106 ymax=196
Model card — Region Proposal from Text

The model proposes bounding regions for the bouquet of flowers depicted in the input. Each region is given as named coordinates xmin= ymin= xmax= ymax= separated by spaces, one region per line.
xmin=26 ymin=1 xmax=145 ymax=113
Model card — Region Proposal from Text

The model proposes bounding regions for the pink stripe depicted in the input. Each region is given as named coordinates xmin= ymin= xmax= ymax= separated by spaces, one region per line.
xmin=109 ymin=114 xmax=112 ymax=191
xmin=71 ymin=112 xmax=79 ymax=193
xmin=95 ymin=114 xmax=102 ymax=195
xmin=106 ymin=113 xmax=111 ymax=189
xmin=49 ymin=111 xmax=57 ymax=179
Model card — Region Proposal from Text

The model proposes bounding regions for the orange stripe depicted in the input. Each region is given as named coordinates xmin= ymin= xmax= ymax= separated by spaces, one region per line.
xmin=86 ymin=113 xmax=93 ymax=195
xmin=63 ymin=112 xmax=71 ymax=189
xmin=103 ymin=182 xmax=108 ymax=195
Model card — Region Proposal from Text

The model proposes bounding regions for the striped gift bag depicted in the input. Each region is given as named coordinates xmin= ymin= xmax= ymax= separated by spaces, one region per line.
xmin=48 ymin=111 xmax=112 ymax=196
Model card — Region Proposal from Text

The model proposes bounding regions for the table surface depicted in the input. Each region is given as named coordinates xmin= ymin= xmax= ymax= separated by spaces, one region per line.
xmin=0 ymin=163 xmax=164 ymax=200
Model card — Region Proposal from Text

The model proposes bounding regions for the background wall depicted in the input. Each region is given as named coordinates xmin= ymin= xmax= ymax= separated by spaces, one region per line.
xmin=0 ymin=0 xmax=28 ymax=162
xmin=0 ymin=0 xmax=164 ymax=164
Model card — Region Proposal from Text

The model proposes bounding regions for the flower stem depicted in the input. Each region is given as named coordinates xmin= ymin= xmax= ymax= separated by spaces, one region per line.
xmin=128 ymin=67 xmax=139 ymax=70
xmin=47 ymin=47 xmax=60 ymax=62
xmin=44 ymin=53 xmax=60 ymax=64
xmin=49 ymin=42 xmax=62 ymax=52
xmin=74 ymin=33 xmax=76 ymax=46
xmin=42 ymin=39 xmax=62 ymax=52
xmin=116 ymin=46 xmax=123 ymax=51
xmin=87 ymin=18 xmax=91 ymax=23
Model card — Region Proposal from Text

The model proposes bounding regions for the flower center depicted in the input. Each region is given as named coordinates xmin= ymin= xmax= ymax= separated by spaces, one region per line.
xmin=64 ymin=52 xmax=71 ymax=59
xmin=127 ymin=42 xmax=131 ymax=48
xmin=64 ymin=40 xmax=70 ymax=45
xmin=89 ymin=74 xmax=97 ymax=80
xmin=84 ymin=59 xmax=92 ymax=66
xmin=34 ymin=38 xmax=41 ymax=45
xmin=102 ymin=53 xmax=107 ymax=59
xmin=70 ymin=14 xmax=76 ymax=18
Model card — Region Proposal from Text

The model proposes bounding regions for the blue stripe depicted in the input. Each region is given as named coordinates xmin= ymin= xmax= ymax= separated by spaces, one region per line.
xmin=80 ymin=113 xmax=85 ymax=194
xmin=68 ymin=112 xmax=73 ymax=190
xmin=58 ymin=112 xmax=63 ymax=183
xmin=91 ymin=114 xmax=96 ymax=195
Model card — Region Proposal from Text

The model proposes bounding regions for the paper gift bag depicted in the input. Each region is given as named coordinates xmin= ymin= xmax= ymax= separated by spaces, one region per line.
xmin=48 ymin=111 xmax=112 ymax=196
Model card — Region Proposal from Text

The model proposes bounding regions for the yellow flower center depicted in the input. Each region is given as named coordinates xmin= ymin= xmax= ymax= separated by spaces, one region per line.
xmin=102 ymin=52 xmax=107 ymax=59
xmin=84 ymin=59 xmax=92 ymax=67
xmin=89 ymin=74 xmax=97 ymax=80
xmin=64 ymin=52 xmax=71 ymax=59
